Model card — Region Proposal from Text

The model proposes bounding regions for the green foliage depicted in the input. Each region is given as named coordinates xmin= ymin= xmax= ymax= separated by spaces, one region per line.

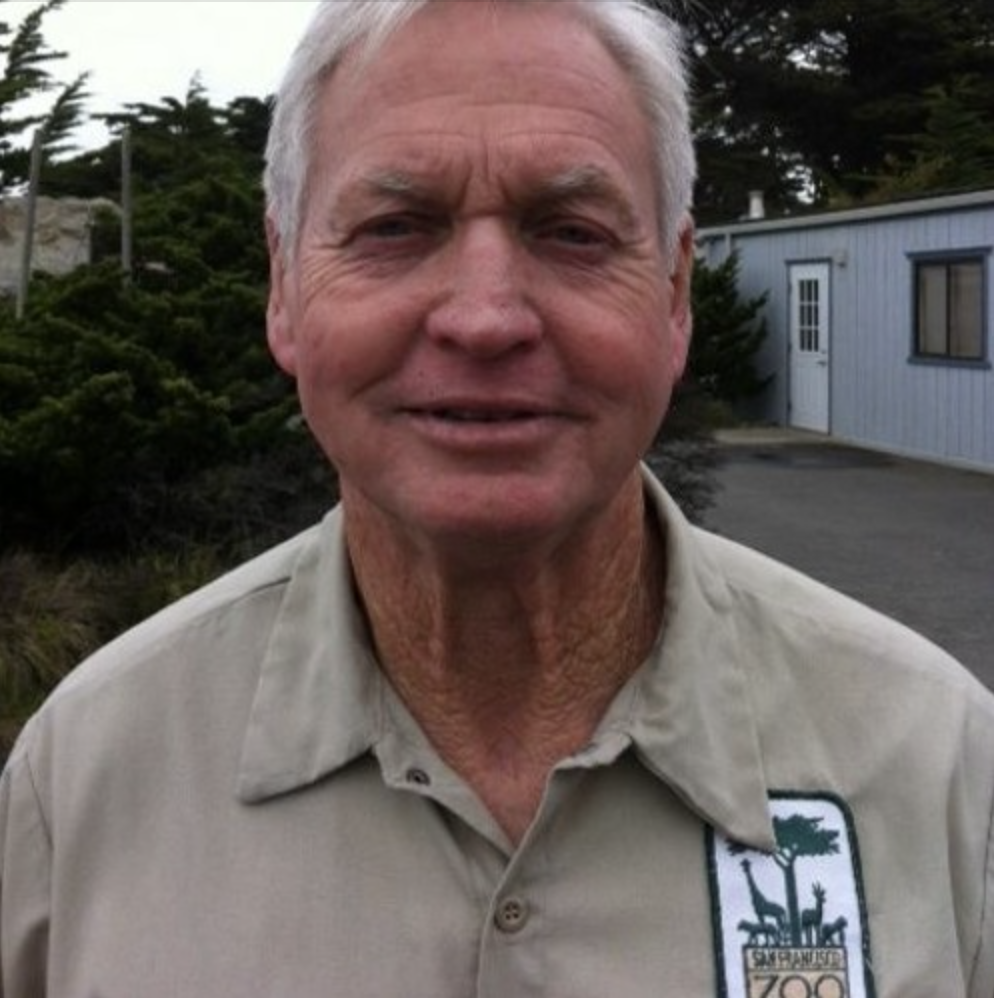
xmin=648 ymin=253 xmax=771 ymax=522
xmin=0 ymin=83 xmax=335 ymax=556
xmin=0 ymin=0 xmax=89 ymax=189
xmin=678 ymin=0 xmax=813 ymax=223
xmin=689 ymin=253 xmax=771 ymax=407
xmin=1 ymin=269 xmax=211 ymax=541
xmin=681 ymin=0 xmax=994 ymax=217
xmin=0 ymin=261 xmax=326 ymax=553
xmin=863 ymin=74 xmax=994 ymax=202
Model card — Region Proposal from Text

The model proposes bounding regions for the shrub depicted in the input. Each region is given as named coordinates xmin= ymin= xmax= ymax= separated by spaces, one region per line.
xmin=646 ymin=252 xmax=771 ymax=524
xmin=689 ymin=253 xmax=772 ymax=410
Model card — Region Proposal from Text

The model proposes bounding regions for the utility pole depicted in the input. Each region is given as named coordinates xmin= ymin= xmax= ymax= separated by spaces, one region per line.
xmin=121 ymin=126 xmax=133 ymax=283
xmin=15 ymin=129 xmax=44 ymax=320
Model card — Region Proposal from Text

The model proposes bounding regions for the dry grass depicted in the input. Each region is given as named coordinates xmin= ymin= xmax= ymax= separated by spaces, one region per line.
xmin=0 ymin=548 xmax=225 ymax=764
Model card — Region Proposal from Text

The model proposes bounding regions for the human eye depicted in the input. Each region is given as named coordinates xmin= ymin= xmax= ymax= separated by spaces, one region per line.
xmin=530 ymin=214 xmax=618 ymax=258
xmin=547 ymin=221 xmax=607 ymax=245
xmin=352 ymin=213 xmax=423 ymax=241
xmin=346 ymin=212 xmax=446 ymax=256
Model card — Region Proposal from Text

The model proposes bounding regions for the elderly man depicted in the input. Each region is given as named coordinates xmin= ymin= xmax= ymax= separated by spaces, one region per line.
xmin=3 ymin=1 xmax=994 ymax=996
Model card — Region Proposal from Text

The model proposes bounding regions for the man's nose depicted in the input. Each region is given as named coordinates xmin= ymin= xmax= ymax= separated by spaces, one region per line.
xmin=424 ymin=221 xmax=542 ymax=357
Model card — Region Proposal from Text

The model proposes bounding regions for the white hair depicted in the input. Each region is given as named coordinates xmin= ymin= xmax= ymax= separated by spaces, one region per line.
xmin=264 ymin=0 xmax=695 ymax=262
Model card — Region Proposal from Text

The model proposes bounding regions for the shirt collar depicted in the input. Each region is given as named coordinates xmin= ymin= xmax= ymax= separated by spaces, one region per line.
xmin=236 ymin=508 xmax=383 ymax=803
xmin=619 ymin=471 xmax=775 ymax=851
xmin=236 ymin=473 xmax=776 ymax=852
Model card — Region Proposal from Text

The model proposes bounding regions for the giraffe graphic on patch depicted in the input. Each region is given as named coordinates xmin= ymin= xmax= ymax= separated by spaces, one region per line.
xmin=708 ymin=793 xmax=876 ymax=998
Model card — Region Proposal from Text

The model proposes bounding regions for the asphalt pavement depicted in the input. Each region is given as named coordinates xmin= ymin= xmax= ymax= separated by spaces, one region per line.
xmin=703 ymin=428 xmax=994 ymax=690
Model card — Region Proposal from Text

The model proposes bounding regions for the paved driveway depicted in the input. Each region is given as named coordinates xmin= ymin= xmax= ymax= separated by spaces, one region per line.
xmin=704 ymin=429 xmax=994 ymax=690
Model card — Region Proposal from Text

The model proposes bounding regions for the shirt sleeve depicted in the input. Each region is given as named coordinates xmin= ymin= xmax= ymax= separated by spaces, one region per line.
xmin=0 ymin=738 xmax=52 ymax=998
xmin=976 ymin=782 xmax=994 ymax=998
xmin=963 ymin=700 xmax=994 ymax=998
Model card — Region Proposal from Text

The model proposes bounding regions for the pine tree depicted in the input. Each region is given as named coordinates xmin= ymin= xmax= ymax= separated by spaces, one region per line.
xmin=0 ymin=0 xmax=89 ymax=190
xmin=1 ymin=87 xmax=331 ymax=556
xmin=679 ymin=0 xmax=994 ymax=217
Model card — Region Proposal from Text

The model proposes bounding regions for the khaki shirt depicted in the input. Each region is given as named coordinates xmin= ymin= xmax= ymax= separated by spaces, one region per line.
xmin=3 ymin=474 xmax=994 ymax=997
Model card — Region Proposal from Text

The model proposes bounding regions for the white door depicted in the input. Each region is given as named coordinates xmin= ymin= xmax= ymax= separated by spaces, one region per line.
xmin=788 ymin=263 xmax=830 ymax=433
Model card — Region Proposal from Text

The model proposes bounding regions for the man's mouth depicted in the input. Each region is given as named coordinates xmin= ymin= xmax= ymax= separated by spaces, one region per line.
xmin=432 ymin=409 xmax=537 ymax=423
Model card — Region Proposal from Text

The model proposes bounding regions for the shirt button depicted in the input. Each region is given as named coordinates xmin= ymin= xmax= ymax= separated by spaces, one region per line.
xmin=405 ymin=767 xmax=431 ymax=787
xmin=494 ymin=896 xmax=530 ymax=934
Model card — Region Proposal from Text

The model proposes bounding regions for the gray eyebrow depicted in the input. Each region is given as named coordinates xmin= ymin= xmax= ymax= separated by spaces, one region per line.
xmin=525 ymin=166 xmax=639 ymax=227
xmin=326 ymin=170 xmax=440 ymax=233
xmin=356 ymin=170 xmax=437 ymax=202
xmin=345 ymin=164 xmax=641 ymax=232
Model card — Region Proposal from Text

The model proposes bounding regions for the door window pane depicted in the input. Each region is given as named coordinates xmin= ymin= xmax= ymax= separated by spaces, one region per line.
xmin=798 ymin=278 xmax=820 ymax=352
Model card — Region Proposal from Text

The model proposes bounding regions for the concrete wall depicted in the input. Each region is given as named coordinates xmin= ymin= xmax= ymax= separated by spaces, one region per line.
xmin=0 ymin=196 xmax=117 ymax=293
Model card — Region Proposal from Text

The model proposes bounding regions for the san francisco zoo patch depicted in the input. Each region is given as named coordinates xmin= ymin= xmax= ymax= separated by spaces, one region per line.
xmin=708 ymin=793 xmax=875 ymax=998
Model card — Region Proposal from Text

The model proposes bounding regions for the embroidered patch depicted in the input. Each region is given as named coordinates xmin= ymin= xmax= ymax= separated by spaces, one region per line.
xmin=708 ymin=792 xmax=875 ymax=998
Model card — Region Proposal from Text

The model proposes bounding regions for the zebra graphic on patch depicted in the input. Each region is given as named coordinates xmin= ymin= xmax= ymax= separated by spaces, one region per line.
xmin=708 ymin=793 xmax=876 ymax=998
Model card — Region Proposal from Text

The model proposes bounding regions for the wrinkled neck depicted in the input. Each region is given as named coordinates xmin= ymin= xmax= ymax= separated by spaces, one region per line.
xmin=343 ymin=478 xmax=666 ymax=841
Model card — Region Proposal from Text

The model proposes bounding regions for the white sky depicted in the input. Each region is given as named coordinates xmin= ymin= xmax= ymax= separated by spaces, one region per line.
xmin=3 ymin=0 xmax=321 ymax=149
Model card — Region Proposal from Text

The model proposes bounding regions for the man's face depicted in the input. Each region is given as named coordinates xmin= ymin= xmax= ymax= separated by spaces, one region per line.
xmin=267 ymin=1 xmax=692 ymax=549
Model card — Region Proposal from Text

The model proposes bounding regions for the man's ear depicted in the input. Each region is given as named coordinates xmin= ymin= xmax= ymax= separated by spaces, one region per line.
xmin=666 ymin=218 xmax=695 ymax=383
xmin=265 ymin=214 xmax=297 ymax=377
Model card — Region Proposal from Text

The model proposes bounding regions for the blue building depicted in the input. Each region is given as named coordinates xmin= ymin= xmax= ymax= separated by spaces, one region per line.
xmin=697 ymin=189 xmax=994 ymax=472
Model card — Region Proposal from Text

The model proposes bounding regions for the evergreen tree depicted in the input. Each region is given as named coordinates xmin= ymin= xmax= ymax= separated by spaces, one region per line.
xmin=688 ymin=254 xmax=771 ymax=408
xmin=678 ymin=0 xmax=994 ymax=217
xmin=0 ymin=0 xmax=89 ymax=190
xmin=866 ymin=74 xmax=994 ymax=200
xmin=677 ymin=0 xmax=811 ymax=223
xmin=0 ymin=86 xmax=332 ymax=556
xmin=648 ymin=254 xmax=770 ymax=523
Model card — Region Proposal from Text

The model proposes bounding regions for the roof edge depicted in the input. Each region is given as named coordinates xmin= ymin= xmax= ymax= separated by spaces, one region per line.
xmin=696 ymin=188 xmax=994 ymax=240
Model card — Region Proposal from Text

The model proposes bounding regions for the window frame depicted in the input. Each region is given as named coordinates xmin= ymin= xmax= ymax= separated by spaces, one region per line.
xmin=909 ymin=248 xmax=990 ymax=367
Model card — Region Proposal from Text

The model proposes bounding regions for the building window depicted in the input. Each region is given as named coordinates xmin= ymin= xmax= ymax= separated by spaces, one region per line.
xmin=914 ymin=255 xmax=986 ymax=361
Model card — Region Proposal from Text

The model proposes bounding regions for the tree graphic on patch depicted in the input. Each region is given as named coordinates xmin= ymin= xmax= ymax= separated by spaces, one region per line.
xmin=708 ymin=793 xmax=876 ymax=998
